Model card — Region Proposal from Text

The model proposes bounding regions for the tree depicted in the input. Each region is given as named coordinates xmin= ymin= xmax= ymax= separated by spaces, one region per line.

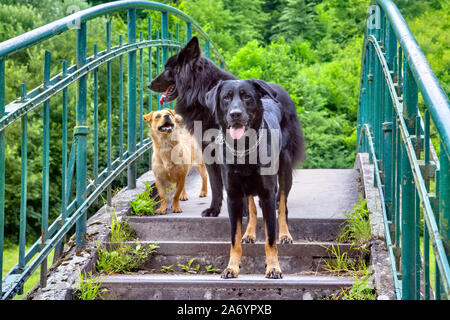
xmin=271 ymin=0 xmax=317 ymax=42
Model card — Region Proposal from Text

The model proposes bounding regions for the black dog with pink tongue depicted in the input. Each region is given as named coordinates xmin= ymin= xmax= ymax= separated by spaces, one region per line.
xmin=205 ymin=78 xmax=304 ymax=279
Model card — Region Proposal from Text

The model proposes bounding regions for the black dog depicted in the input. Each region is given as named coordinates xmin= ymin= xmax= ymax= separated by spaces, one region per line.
xmin=148 ymin=37 xmax=236 ymax=217
xmin=205 ymin=79 xmax=305 ymax=279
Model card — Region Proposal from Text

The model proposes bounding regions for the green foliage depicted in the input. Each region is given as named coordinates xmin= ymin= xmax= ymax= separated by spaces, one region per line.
xmin=339 ymin=199 xmax=372 ymax=245
xmin=161 ymin=265 xmax=175 ymax=273
xmin=178 ymin=257 xmax=200 ymax=273
xmin=129 ymin=182 xmax=160 ymax=216
xmin=96 ymin=243 xmax=159 ymax=274
xmin=322 ymin=244 xmax=364 ymax=274
xmin=204 ymin=265 xmax=220 ymax=274
xmin=109 ymin=206 xmax=137 ymax=243
xmin=1 ymin=0 xmax=448 ymax=242
xmin=331 ymin=264 xmax=376 ymax=300
xmin=74 ymin=271 xmax=108 ymax=300
xmin=271 ymin=0 xmax=317 ymax=42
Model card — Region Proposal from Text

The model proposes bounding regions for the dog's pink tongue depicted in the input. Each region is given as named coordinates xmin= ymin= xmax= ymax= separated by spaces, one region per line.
xmin=159 ymin=86 xmax=172 ymax=106
xmin=229 ymin=126 xmax=245 ymax=140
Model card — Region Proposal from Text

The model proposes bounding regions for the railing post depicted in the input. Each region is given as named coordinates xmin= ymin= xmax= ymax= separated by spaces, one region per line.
xmin=139 ymin=31 xmax=144 ymax=144
xmin=119 ymin=35 xmax=124 ymax=160
xmin=186 ymin=22 xmax=192 ymax=41
xmin=106 ymin=21 xmax=112 ymax=207
xmin=439 ymin=147 xmax=450 ymax=300
xmin=148 ymin=18 xmax=153 ymax=169
xmin=373 ymin=5 xmax=381 ymax=163
xmin=40 ymin=50 xmax=51 ymax=288
xmin=0 ymin=57 xmax=5 ymax=296
xmin=128 ymin=9 xmax=137 ymax=189
xmin=161 ymin=11 xmax=169 ymax=65
xmin=75 ymin=22 xmax=88 ymax=248
xmin=401 ymin=59 xmax=418 ymax=299
xmin=19 ymin=84 xmax=28 ymax=271
xmin=205 ymin=39 xmax=210 ymax=59
xmin=383 ymin=18 xmax=396 ymax=221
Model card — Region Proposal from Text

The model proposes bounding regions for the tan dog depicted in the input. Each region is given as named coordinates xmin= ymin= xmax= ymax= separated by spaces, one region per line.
xmin=144 ymin=108 xmax=207 ymax=214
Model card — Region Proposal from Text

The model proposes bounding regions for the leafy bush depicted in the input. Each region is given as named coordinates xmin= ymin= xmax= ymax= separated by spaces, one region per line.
xmin=96 ymin=243 xmax=159 ymax=274
xmin=129 ymin=182 xmax=160 ymax=216
xmin=74 ymin=271 xmax=108 ymax=300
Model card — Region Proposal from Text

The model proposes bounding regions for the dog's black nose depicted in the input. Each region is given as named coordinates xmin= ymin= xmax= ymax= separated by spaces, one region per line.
xmin=229 ymin=109 xmax=242 ymax=119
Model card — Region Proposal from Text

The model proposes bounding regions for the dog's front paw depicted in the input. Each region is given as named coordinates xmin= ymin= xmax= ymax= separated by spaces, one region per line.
xmin=179 ymin=194 xmax=189 ymax=201
xmin=199 ymin=191 xmax=207 ymax=198
xmin=171 ymin=204 xmax=183 ymax=213
xmin=279 ymin=234 xmax=293 ymax=245
xmin=221 ymin=266 xmax=240 ymax=279
xmin=265 ymin=265 xmax=283 ymax=279
xmin=241 ymin=234 xmax=256 ymax=244
xmin=155 ymin=207 xmax=167 ymax=215
xmin=201 ymin=207 xmax=220 ymax=217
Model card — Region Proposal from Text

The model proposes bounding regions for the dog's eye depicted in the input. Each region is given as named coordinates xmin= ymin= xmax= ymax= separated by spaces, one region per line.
xmin=223 ymin=95 xmax=231 ymax=102
xmin=243 ymin=94 xmax=251 ymax=100
xmin=155 ymin=115 xmax=161 ymax=119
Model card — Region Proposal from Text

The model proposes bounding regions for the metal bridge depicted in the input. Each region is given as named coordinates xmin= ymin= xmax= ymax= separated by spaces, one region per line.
xmin=0 ymin=0 xmax=448 ymax=300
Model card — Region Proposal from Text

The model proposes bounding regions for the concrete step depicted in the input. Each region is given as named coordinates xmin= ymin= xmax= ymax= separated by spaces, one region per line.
xmin=99 ymin=273 xmax=354 ymax=300
xmin=158 ymin=169 xmax=361 ymax=219
xmin=106 ymin=241 xmax=364 ymax=274
xmin=128 ymin=216 xmax=346 ymax=242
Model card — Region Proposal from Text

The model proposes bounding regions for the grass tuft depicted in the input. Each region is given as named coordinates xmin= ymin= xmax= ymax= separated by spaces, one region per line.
xmin=96 ymin=243 xmax=159 ymax=274
xmin=338 ymin=199 xmax=371 ymax=245
xmin=129 ymin=182 xmax=161 ymax=216
xmin=74 ymin=271 xmax=108 ymax=300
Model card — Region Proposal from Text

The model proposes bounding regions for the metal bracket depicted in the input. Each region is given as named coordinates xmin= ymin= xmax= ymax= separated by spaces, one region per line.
xmin=382 ymin=121 xmax=393 ymax=132
xmin=418 ymin=160 xmax=437 ymax=179
xmin=73 ymin=125 xmax=90 ymax=136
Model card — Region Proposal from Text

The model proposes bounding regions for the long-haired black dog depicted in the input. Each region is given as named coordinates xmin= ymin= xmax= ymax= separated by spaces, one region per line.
xmin=149 ymin=37 xmax=236 ymax=217
xmin=205 ymin=79 xmax=305 ymax=279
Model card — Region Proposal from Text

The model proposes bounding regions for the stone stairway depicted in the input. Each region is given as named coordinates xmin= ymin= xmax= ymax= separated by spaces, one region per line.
xmin=98 ymin=169 xmax=362 ymax=300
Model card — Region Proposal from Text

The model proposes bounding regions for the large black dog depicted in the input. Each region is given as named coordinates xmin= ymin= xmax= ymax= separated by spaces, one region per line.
xmin=149 ymin=37 xmax=236 ymax=217
xmin=205 ymin=79 xmax=305 ymax=279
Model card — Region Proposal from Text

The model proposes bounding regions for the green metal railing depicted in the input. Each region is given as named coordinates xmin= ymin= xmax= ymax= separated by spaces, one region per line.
xmin=357 ymin=0 xmax=450 ymax=299
xmin=0 ymin=0 xmax=224 ymax=300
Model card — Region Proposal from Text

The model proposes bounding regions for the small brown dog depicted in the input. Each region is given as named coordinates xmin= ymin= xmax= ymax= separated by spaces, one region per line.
xmin=143 ymin=108 xmax=207 ymax=214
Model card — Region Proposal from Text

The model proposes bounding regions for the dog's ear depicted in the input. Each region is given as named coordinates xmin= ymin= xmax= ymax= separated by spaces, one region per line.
xmin=248 ymin=79 xmax=279 ymax=103
xmin=205 ymin=80 xmax=223 ymax=115
xmin=174 ymin=114 xmax=184 ymax=125
xmin=178 ymin=36 xmax=201 ymax=63
xmin=143 ymin=111 xmax=154 ymax=125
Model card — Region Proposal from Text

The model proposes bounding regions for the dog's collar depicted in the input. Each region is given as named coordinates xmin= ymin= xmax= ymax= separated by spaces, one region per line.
xmin=215 ymin=121 xmax=266 ymax=158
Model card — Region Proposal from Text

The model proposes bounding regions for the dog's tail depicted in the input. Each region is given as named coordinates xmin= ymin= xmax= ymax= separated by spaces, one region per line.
xmin=289 ymin=115 xmax=306 ymax=168
xmin=276 ymin=87 xmax=306 ymax=168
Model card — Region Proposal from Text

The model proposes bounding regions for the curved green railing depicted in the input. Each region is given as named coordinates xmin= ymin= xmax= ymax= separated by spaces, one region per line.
xmin=357 ymin=0 xmax=450 ymax=299
xmin=0 ymin=0 xmax=224 ymax=300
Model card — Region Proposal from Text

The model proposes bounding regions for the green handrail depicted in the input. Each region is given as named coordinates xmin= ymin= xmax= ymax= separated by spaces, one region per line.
xmin=357 ymin=0 xmax=450 ymax=300
xmin=0 ymin=0 xmax=224 ymax=300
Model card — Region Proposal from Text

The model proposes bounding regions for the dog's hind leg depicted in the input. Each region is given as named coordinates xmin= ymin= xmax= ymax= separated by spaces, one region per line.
xmin=277 ymin=154 xmax=294 ymax=244
xmin=242 ymin=196 xmax=257 ymax=243
xmin=221 ymin=196 xmax=244 ymax=279
xmin=201 ymin=163 xmax=223 ymax=217
xmin=260 ymin=196 xmax=282 ymax=279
